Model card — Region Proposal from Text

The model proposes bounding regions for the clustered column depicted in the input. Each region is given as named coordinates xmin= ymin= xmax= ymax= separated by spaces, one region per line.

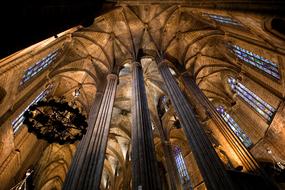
xmin=158 ymin=60 xmax=236 ymax=190
xmin=152 ymin=116 xmax=181 ymax=190
xmin=180 ymin=73 xmax=261 ymax=174
xmin=131 ymin=61 xmax=161 ymax=190
xmin=63 ymin=73 xmax=118 ymax=190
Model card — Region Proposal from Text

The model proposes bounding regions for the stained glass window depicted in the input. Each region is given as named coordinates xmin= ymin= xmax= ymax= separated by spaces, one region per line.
xmin=12 ymin=86 xmax=52 ymax=133
xmin=203 ymin=13 xmax=242 ymax=26
xmin=228 ymin=77 xmax=275 ymax=121
xmin=20 ymin=50 xmax=58 ymax=86
xmin=217 ymin=106 xmax=252 ymax=148
xmin=173 ymin=146 xmax=190 ymax=184
xmin=161 ymin=96 xmax=169 ymax=112
xmin=231 ymin=45 xmax=280 ymax=79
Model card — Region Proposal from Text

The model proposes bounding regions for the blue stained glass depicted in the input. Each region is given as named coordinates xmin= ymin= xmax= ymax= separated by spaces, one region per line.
xmin=203 ymin=13 xmax=242 ymax=26
xmin=228 ymin=77 xmax=275 ymax=121
xmin=20 ymin=50 xmax=58 ymax=86
xmin=217 ymin=106 xmax=252 ymax=147
xmin=231 ymin=45 xmax=280 ymax=79
xmin=173 ymin=146 xmax=191 ymax=184
xmin=12 ymin=85 xmax=53 ymax=133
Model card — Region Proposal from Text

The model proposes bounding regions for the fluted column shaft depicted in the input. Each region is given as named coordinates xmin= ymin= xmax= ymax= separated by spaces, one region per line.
xmin=152 ymin=116 xmax=181 ymax=190
xmin=158 ymin=60 xmax=236 ymax=190
xmin=180 ymin=73 xmax=261 ymax=174
xmin=131 ymin=61 xmax=161 ymax=190
xmin=63 ymin=74 xmax=118 ymax=190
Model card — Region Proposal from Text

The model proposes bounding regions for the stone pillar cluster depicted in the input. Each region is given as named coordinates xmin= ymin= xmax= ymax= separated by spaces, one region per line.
xmin=131 ymin=61 xmax=161 ymax=190
xmin=158 ymin=60 xmax=236 ymax=190
xmin=152 ymin=116 xmax=181 ymax=190
xmin=180 ymin=73 xmax=262 ymax=174
xmin=63 ymin=59 xmax=246 ymax=190
xmin=63 ymin=74 xmax=118 ymax=190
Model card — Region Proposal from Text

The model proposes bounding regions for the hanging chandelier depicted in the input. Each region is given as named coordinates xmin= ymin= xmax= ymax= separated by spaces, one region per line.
xmin=23 ymin=89 xmax=88 ymax=144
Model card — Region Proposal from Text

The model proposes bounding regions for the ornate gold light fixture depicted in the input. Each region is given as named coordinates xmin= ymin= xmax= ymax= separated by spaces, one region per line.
xmin=23 ymin=85 xmax=88 ymax=144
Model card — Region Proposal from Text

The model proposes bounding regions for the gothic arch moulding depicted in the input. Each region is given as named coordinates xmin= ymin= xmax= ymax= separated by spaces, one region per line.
xmin=264 ymin=17 xmax=285 ymax=41
xmin=0 ymin=86 xmax=7 ymax=104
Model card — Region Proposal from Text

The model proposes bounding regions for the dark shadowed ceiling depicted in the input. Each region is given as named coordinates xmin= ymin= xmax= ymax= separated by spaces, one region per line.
xmin=0 ymin=0 xmax=116 ymax=59
xmin=1 ymin=0 xmax=284 ymax=59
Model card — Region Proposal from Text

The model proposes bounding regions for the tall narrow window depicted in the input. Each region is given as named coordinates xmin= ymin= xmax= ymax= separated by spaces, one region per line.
xmin=172 ymin=146 xmax=191 ymax=185
xmin=228 ymin=77 xmax=276 ymax=121
xmin=217 ymin=106 xmax=252 ymax=148
xmin=20 ymin=50 xmax=58 ymax=86
xmin=231 ymin=44 xmax=280 ymax=79
xmin=12 ymin=86 xmax=52 ymax=133
xmin=203 ymin=13 xmax=242 ymax=26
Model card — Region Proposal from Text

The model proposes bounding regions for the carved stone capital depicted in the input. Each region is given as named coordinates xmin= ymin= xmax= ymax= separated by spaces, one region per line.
xmin=107 ymin=73 xmax=118 ymax=81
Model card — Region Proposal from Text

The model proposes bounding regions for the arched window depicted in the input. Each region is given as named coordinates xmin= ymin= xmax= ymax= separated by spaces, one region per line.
xmin=202 ymin=13 xmax=242 ymax=26
xmin=230 ymin=44 xmax=280 ymax=79
xmin=217 ymin=106 xmax=252 ymax=148
xmin=119 ymin=63 xmax=131 ymax=76
xmin=228 ymin=77 xmax=276 ymax=122
xmin=12 ymin=85 xmax=52 ymax=133
xmin=264 ymin=17 xmax=285 ymax=40
xmin=172 ymin=146 xmax=191 ymax=185
xmin=157 ymin=95 xmax=170 ymax=118
xmin=271 ymin=18 xmax=285 ymax=36
xmin=20 ymin=50 xmax=59 ymax=86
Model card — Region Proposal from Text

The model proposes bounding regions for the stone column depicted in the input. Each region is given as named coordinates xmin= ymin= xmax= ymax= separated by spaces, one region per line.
xmin=152 ymin=115 xmax=182 ymax=190
xmin=180 ymin=73 xmax=262 ymax=174
xmin=131 ymin=61 xmax=161 ymax=190
xmin=158 ymin=60 xmax=236 ymax=190
xmin=63 ymin=73 xmax=118 ymax=190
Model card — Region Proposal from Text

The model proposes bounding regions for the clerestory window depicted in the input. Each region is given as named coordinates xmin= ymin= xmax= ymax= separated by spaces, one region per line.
xmin=217 ymin=106 xmax=252 ymax=148
xmin=12 ymin=86 xmax=52 ymax=133
xmin=231 ymin=44 xmax=280 ymax=80
xmin=228 ymin=77 xmax=276 ymax=122
xmin=20 ymin=50 xmax=58 ymax=86
xmin=173 ymin=146 xmax=191 ymax=185
xmin=203 ymin=13 xmax=242 ymax=26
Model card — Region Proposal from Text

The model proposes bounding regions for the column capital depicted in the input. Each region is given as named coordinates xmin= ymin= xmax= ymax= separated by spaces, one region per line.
xmin=107 ymin=73 xmax=118 ymax=81
xmin=180 ymin=70 xmax=191 ymax=78
xmin=157 ymin=59 xmax=169 ymax=68
xmin=164 ymin=140 xmax=171 ymax=145
xmin=132 ymin=61 xmax=141 ymax=68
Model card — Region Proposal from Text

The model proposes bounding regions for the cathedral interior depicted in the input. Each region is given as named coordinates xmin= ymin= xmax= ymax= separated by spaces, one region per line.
xmin=1 ymin=0 xmax=285 ymax=190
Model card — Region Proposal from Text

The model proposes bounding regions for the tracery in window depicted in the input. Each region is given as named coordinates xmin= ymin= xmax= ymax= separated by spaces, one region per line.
xmin=216 ymin=106 xmax=252 ymax=148
xmin=231 ymin=44 xmax=280 ymax=79
xmin=20 ymin=50 xmax=58 ymax=86
xmin=12 ymin=86 xmax=52 ymax=133
xmin=172 ymin=146 xmax=190 ymax=184
xmin=228 ymin=77 xmax=275 ymax=121
xmin=203 ymin=13 xmax=242 ymax=26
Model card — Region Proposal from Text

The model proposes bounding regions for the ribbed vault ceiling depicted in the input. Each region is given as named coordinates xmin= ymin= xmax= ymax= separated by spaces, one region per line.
xmin=45 ymin=4 xmax=256 ymax=189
